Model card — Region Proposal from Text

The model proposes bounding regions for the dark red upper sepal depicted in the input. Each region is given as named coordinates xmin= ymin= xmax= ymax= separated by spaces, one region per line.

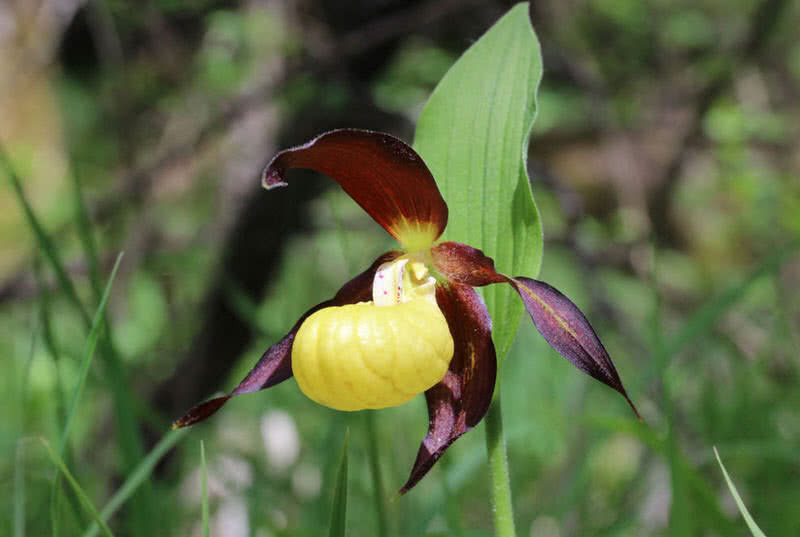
xmin=172 ymin=251 xmax=402 ymax=429
xmin=399 ymin=282 xmax=497 ymax=493
xmin=263 ymin=129 xmax=448 ymax=246
xmin=510 ymin=277 xmax=640 ymax=419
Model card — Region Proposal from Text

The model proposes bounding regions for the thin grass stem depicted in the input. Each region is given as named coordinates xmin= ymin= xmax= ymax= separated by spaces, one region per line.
xmin=364 ymin=411 xmax=388 ymax=537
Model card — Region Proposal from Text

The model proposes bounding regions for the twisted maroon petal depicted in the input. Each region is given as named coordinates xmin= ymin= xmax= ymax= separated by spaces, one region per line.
xmin=263 ymin=129 xmax=448 ymax=245
xmin=399 ymin=282 xmax=497 ymax=493
xmin=510 ymin=277 xmax=640 ymax=419
xmin=172 ymin=251 xmax=402 ymax=428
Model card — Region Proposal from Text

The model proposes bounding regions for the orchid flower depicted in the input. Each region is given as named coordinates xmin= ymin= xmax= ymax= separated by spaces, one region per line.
xmin=173 ymin=129 xmax=639 ymax=493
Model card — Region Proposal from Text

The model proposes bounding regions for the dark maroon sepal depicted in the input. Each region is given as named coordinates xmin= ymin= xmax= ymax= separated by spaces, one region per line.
xmin=172 ymin=251 xmax=402 ymax=429
xmin=431 ymin=241 xmax=507 ymax=286
xmin=399 ymin=282 xmax=497 ymax=493
xmin=510 ymin=277 xmax=640 ymax=419
xmin=263 ymin=129 xmax=448 ymax=243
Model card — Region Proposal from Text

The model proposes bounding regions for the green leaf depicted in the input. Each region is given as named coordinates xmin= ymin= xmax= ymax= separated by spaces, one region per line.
xmin=413 ymin=2 xmax=543 ymax=363
xmin=714 ymin=447 xmax=768 ymax=537
xmin=328 ymin=430 xmax=349 ymax=537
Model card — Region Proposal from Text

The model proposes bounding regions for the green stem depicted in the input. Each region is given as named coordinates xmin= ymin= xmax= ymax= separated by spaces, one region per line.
xmin=364 ymin=411 xmax=389 ymax=537
xmin=485 ymin=395 xmax=517 ymax=537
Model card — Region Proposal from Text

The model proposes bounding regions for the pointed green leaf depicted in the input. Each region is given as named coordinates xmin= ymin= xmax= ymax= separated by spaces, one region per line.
xmin=413 ymin=2 xmax=543 ymax=363
xmin=714 ymin=447 xmax=767 ymax=537
xmin=328 ymin=430 xmax=349 ymax=537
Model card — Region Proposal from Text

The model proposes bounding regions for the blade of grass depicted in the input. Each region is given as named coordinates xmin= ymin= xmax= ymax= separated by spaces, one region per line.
xmin=67 ymin=167 xmax=147 ymax=466
xmin=329 ymin=430 xmax=349 ymax=537
xmin=644 ymin=246 xmax=797 ymax=535
xmin=36 ymin=253 xmax=94 ymax=535
xmin=667 ymin=424 xmax=692 ymax=536
xmin=201 ymin=440 xmax=210 ymax=537
xmin=589 ymin=415 xmax=738 ymax=534
xmin=363 ymin=412 xmax=388 ymax=537
xmin=713 ymin=447 xmax=767 ymax=537
xmin=59 ymin=252 xmax=124 ymax=453
xmin=3 ymin=146 xmax=153 ymax=537
xmin=81 ymin=428 xmax=189 ymax=537
xmin=1 ymin=145 xmax=90 ymax=326
xmin=34 ymin=257 xmax=69 ymax=428
xmin=14 ymin=440 xmax=26 ymax=537
xmin=95 ymin=341 xmax=153 ymax=537
xmin=15 ymin=311 xmax=40 ymax=537
xmin=39 ymin=438 xmax=115 ymax=537
xmin=52 ymin=252 xmax=122 ymax=536
xmin=70 ymin=164 xmax=102 ymax=298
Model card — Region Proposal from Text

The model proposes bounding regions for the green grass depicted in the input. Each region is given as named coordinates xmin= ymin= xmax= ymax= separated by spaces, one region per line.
xmin=328 ymin=430 xmax=349 ymax=537
xmin=714 ymin=446 xmax=767 ymax=537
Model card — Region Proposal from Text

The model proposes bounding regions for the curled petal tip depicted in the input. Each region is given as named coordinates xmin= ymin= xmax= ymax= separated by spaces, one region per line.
xmin=173 ymin=395 xmax=232 ymax=429
xmin=624 ymin=393 xmax=643 ymax=422
xmin=261 ymin=165 xmax=288 ymax=190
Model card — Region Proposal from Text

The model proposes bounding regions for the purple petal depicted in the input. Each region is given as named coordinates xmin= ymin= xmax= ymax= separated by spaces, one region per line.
xmin=172 ymin=251 xmax=402 ymax=429
xmin=511 ymin=277 xmax=640 ymax=419
xmin=399 ymin=282 xmax=497 ymax=493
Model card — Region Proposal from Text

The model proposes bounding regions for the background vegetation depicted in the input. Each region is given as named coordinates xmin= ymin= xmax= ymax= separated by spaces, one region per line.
xmin=2 ymin=0 xmax=799 ymax=535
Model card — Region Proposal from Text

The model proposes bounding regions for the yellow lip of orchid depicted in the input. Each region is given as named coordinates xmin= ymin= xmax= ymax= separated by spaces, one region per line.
xmin=173 ymin=129 xmax=639 ymax=495
xmin=292 ymin=255 xmax=454 ymax=411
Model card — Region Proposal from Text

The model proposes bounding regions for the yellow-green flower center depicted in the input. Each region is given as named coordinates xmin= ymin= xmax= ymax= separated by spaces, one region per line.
xmin=292 ymin=256 xmax=454 ymax=411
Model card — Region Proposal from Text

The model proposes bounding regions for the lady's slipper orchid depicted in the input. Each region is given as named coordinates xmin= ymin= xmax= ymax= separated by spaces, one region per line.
xmin=174 ymin=129 xmax=639 ymax=493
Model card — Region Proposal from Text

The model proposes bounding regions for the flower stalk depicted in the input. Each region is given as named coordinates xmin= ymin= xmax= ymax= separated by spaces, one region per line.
xmin=485 ymin=395 xmax=517 ymax=537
